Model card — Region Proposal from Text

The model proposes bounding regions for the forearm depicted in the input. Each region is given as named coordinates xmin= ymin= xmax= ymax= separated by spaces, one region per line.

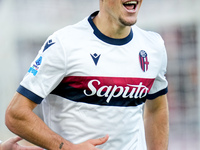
xmin=6 ymin=107 xmax=73 ymax=150
xmin=144 ymin=107 xmax=169 ymax=150
xmin=144 ymin=96 xmax=169 ymax=150
xmin=5 ymin=93 xmax=74 ymax=150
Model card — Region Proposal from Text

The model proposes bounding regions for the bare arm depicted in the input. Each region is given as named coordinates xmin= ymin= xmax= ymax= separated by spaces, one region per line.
xmin=144 ymin=94 xmax=169 ymax=150
xmin=5 ymin=92 xmax=108 ymax=150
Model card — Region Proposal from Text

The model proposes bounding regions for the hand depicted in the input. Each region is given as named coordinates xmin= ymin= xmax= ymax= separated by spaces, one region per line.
xmin=1 ymin=136 xmax=43 ymax=150
xmin=72 ymin=135 xmax=109 ymax=150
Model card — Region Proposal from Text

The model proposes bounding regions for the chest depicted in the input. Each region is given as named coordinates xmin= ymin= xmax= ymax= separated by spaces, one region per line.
xmin=64 ymin=40 xmax=162 ymax=79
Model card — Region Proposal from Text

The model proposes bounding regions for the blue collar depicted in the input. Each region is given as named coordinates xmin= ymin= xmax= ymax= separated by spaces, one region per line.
xmin=88 ymin=11 xmax=133 ymax=46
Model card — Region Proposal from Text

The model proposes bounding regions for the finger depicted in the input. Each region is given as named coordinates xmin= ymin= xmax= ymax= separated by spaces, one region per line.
xmin=21 ymin=146 xmax=44 ymax=150
xmin=88 ymin=134 xmax=109 ymax=146
xmin=10 ymin=136 xmax=23 ymax=143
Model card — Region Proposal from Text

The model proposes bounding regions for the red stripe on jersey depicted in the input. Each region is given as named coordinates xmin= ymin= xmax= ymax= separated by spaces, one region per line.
xmin=61 ymin=76 xmax=155 ymax=93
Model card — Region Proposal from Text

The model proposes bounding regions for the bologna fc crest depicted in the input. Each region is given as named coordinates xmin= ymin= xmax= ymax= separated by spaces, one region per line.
xmin=139 ymin=50 xmax=149 ymax=72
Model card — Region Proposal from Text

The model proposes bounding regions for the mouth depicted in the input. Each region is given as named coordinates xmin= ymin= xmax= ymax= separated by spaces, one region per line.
xmin=123 ymin=1 xmax=138 ymax=11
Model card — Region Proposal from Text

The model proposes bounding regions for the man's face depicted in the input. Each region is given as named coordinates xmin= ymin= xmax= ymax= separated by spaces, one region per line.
xmin=102 ymin=0 xmax=143 ymax=26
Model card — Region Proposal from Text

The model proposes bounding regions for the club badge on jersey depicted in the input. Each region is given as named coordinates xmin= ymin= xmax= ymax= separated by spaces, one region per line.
xmin=139 ymin=50 xmax=149 ymax=72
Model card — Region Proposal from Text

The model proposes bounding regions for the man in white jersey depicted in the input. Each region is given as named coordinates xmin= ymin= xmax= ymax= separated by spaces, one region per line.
xmin=5 ymin=0 xmax=169 ymax=150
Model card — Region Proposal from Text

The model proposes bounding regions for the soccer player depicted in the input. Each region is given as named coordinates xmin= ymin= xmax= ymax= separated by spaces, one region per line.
xmin=5 ymin=0 xmax=169 ymax=149
xmin=0 ymin=137 xmax=43 ymax=150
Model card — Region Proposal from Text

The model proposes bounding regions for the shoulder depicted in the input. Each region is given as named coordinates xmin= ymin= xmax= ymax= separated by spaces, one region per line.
xmin=132 ymin=25 xmax=167 ymax=64
xmin=132 ymin=25 xmax=164 ymax=47
xmin=52 ymin=17 xmax=91 ymax=40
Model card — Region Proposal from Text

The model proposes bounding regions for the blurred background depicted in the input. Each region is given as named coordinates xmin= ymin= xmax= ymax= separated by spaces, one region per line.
xmin=0 ymin=0 xmax=199 ymax=149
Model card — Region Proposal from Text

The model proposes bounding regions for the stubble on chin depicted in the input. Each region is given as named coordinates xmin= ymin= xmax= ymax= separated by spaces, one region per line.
xmin=119 ymin=17 xmax=137 ymax=26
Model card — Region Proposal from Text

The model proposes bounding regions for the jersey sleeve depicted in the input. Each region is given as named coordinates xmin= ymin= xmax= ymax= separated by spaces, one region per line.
xmin=17 ymin=34 xmax=66 ymax=104
xmin=147 ymin=43 xmax=168 ymax=100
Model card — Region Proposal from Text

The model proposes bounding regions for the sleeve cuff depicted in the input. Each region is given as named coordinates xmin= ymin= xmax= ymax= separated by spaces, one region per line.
xmin=147 ymin=87 xmax=168 ymax=100
xmin=17 ymin=85 xmax=43 ymax=104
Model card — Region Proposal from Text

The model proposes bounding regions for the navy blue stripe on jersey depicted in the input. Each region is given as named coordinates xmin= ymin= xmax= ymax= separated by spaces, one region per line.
xmin=146 ymin=87 xmax=168 ymax=100
xmin=17 ymin=85 xmax=43 ymax=104
xmin=51 ymin=84 xmax=146 ymax=107
xmin=88 ymin=11 xmax=133 ymax=46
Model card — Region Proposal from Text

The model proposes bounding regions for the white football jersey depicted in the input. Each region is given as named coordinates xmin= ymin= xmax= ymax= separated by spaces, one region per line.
xmin=17 ymin=11 xmax=168 ymax=150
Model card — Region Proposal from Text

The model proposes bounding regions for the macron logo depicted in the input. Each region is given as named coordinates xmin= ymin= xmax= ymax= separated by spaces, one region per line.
xmin=43 ymin=39 xmax=55 ymax=52
xmin=90 ymin=53 xmax=101 ymax=66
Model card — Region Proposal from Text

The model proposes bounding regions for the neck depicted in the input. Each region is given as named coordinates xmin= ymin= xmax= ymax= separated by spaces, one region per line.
xmin=93 ymin=12 xmax=132 ymax=39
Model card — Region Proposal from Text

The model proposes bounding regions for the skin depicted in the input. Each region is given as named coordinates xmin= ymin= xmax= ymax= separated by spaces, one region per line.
xmin=94 ymin=0 xmax=143 ymax=39
xmin=5 ymin=0 xmax=169 ymax=149
xmin=6 ymin=93 xmax=109 ymax=150
xmin=0 ymin=136 xmax=43 ymax=150
xmin=144 ymin=95 xmax=169 ymax=150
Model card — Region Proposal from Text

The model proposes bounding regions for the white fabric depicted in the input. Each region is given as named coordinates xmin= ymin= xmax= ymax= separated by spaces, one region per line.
xmin=19 ymin=13 xmax=168 ymax=150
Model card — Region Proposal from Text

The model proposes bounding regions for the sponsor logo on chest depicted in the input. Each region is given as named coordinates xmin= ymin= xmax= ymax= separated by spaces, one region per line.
xmin=83 ymin=79 xmax=149 ymax=103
